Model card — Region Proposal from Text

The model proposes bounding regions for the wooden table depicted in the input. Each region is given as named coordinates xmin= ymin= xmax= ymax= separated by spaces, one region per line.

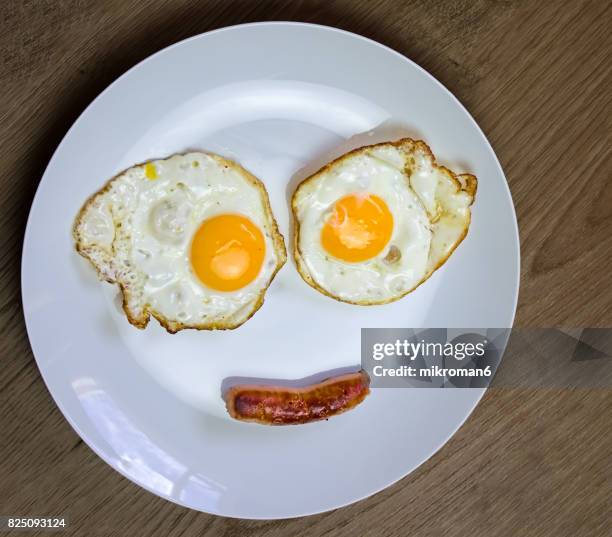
xmin=1 ymin=1 xmax=610 ymax=535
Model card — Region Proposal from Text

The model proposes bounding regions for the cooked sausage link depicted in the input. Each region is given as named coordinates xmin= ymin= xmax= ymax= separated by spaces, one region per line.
xmin=224 ymin=370 xmax=370 ymax=425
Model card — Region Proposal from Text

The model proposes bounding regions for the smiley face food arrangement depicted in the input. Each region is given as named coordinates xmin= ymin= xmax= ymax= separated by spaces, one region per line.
xmin=292 ymin=139 xmax=477 ymax=305
xmin=73 ymin=140 xmax=477 ymax=424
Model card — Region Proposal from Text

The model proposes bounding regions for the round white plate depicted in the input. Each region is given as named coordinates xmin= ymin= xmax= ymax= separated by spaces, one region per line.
xmin=22 ymin=23 xmax=519 ymax=519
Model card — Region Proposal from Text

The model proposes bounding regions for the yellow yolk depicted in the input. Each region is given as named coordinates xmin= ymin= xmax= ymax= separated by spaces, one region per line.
xmin=321 ymin=193 xmax=393 ymax=263
xmin=190 ymin=214 xmax=265 ymax=292
xmin=144 ymin=162 xmax=158 ymax=180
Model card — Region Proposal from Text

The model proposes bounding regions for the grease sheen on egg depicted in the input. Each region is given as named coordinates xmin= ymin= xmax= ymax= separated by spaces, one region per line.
xmin=74 ymin=152 xmax=286 ymax=332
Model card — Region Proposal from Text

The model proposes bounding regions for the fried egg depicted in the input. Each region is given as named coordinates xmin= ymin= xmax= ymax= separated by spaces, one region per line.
xmin=292 ymin=139 xmax=477 ymax=305
xmin=74 ymin=152 xmax=286 ymax=332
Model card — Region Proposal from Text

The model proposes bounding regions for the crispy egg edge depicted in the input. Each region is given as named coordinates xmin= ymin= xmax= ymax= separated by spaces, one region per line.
xmin=73 ymin=152 xmax=287 ymax=333
xmin=291 ymin=138 xmax=477 ymax=306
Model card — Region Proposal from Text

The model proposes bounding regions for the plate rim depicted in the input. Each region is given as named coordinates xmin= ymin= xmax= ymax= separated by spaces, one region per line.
xmin=21 ymin=21 xmax=521 ymax=519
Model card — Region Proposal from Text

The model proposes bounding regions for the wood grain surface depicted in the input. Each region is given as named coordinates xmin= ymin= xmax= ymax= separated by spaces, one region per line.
xmin=1 ymin=0 xmax=611 ymax=536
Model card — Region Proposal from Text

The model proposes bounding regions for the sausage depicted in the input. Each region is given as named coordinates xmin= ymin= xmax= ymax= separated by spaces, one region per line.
xmin=224 ymin=370 xmax=370 ymax=425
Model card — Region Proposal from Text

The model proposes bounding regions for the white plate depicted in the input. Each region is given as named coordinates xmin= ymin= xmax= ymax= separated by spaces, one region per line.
xmin=22 ymin=23 xmax=519 ymax=519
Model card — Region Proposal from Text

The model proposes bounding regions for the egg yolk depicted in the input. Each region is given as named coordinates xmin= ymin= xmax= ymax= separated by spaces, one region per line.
xmin=190 ymin=214 xmax=265 ymax=292
xmin=321 ymin=193 xmax=393 ymax=263
xmin=144 ymin=162 xmax=157 ymax=180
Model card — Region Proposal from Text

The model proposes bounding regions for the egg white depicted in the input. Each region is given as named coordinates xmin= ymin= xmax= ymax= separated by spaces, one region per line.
xmin=74 ymin=152 xmax=286 ymax=332
xmin=292 ymin=139 xmax=476 ymax=305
